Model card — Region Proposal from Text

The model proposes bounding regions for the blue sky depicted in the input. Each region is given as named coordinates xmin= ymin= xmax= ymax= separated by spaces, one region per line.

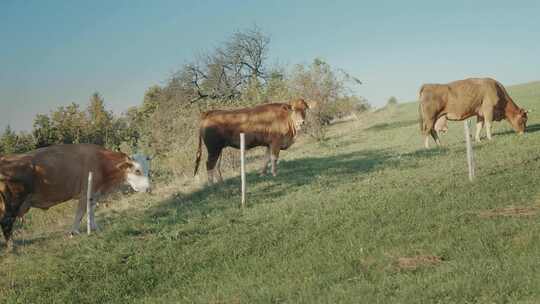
xmin=1 ymin=0 xmax=539 ymax=131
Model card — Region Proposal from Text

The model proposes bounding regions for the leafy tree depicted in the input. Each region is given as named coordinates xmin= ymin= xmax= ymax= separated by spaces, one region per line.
xmin=87 ymin=92 xmax=113 ymax=146
xmin=33 ymin=114 xmax=57 ymax=147
xmin=289 ymin=58 xmax=367 ymax=140
xmin=0 ymin=125 xmax=18 ymax=154
xmin=263 ymin=69 xmax=291 ymax=101
xmin=141 ymin=86 xmax=161 ymax=116
xmin=0 ymin=126 xmax=35 ymax=154
xmin=50 ymin=103 xmax=88 ymax=144
xmin=14 ymin=132 xmax=35 ymax=153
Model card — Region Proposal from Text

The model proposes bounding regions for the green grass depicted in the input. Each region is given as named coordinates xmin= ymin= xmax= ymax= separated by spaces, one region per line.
xmin=2 ymin=82 xmax=540 ymax=303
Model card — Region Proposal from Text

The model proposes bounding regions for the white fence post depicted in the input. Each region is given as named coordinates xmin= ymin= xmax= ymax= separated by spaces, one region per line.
xmin=240 ymin=133 xmax=246 ymax=208
xmin=86 ymin=172 xmax=93 ymax=235
xmin=464 ymin=120 xmax=475 ymax=181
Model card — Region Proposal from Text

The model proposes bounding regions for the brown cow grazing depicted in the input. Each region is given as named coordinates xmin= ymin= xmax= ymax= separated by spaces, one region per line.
xmin=194 ymin=99 xmax=310 ymax=184
xmin=0 ymin=144 xmax=150 ymax=250
xmin=419 ymin=77 xmax=528 ymax=148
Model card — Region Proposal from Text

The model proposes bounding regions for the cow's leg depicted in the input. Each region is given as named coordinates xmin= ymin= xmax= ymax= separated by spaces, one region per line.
xmin=89 ymin=195 xmax=100 ymax=231
xmin=215 ymin=153 xmax=224 ymax=183
xmin=430 ymin=129 xmax=441 ymax=147
xmin=70 ymin=197 xmax=86 ymax=236
xmin=206 ymin=148 xmax=222 ymax=185
xmin=475 ymin=116 xmax=484 ymax=142
xmin=484 ymin=111 xmax=494 ymax=140
xmin=260 ymin=146 xmax=271 ymax=176
xmin=1 ymin=216 xmax=16 ymax=251
xmin=423 ymin=118 xmax=437 ymax=149
xmin=16 ymin=196 xmax=32 ymax=218
xmin=270 ymin=143 xmax=281 ymax=177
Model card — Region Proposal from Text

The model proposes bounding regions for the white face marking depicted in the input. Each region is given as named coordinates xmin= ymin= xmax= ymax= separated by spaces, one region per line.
xmin=126 ymin=162 xmax=151 ymax=192
xmin=131 ymin=153 xmax=151 ymax=176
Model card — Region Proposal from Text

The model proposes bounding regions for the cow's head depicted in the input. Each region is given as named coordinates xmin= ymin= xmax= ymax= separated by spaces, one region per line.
xmin=131 ymin=153 xmax=152 ymax=177
xmin=118 ymin=157 xmax=151 ymax=193
xmin=289 ymin=98 xmax=311 ymax=130
xmin=510 ymin=108 xmax=528 ymax=134
xmin=0 ymin=174 xmax=30 ymax=218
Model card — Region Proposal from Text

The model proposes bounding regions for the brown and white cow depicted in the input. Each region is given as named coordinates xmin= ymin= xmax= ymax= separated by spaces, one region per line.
xmin=0 ymin=144 xmax=150 ymax=250
xmin=419 ymin=77 xmax=528 ymax=148
xmin=194 ymin=99 xmax=310 ymax=183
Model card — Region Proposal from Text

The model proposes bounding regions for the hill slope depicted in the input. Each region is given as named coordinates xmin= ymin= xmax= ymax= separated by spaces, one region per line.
xmin=1 ymin=81 xmax=540 ymax=303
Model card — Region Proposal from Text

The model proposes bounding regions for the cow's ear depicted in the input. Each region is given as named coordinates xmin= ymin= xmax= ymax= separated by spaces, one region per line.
xmin=117 ymin=161 xmax=134 ymax=171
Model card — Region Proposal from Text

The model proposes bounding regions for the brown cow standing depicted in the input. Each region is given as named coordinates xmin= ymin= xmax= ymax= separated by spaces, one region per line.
xmin=419 ymin=78 xmax=528 ymax=148
xmin=194 ymin=99 xmax=310 ymax=184
xmin=0 ymin=144 xmax=151 ymax=250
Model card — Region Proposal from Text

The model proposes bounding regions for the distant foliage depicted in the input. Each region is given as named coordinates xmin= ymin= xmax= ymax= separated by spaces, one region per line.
xmin=387 ymin=96 xmax=398 ymax=106
xmin=0 ymin=126 xmax=35 ymax=154
xmin=289 ymin=58 xmax=368 ymax=141
xmin=2 ymin=92 xmax=133 ymax=155
xmin=86 ymin=92 xmax=114 ymax=146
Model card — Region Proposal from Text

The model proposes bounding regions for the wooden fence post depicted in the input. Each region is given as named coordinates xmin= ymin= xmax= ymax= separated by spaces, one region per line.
xmin=240 ymin=133 xmax=246 ymax=208
xmin=464 ymin=120 xmax=475 ymax=181
xmin=86 ymin=171 xmax=93 ymax=235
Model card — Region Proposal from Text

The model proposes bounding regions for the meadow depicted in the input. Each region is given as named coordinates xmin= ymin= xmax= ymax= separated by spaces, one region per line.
xmin=1 ymin=81 xmax=540 ymax=303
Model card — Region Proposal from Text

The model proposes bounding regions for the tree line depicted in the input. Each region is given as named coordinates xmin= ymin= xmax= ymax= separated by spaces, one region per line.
xmin=1 ymin=92 xmax=131 ymax=154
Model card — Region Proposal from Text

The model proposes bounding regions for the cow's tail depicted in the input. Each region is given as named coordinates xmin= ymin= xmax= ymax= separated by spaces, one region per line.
xmin=193 ymin=129 xmax=203 ymax=177
xmin=0 ymin=187 xmax=6 ymax=221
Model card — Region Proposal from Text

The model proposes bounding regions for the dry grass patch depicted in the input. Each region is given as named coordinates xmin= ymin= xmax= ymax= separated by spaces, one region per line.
xmin=478 ymin=206 xmax=539 ymax=218
xmin=397 ymin=255 xmax=443 ymax=270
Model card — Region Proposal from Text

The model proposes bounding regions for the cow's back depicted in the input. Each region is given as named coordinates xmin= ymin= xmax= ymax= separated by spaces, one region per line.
xmin=200 ymin=103 xmax=293 ymax=146
xmin=446 ymin=78 xmax=500 ymax=117
xmin=421 ymin=78 xmax=501 ymax=121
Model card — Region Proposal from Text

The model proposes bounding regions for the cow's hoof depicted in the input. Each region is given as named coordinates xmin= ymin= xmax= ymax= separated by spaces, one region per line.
xmin=69 ymin=230 xmax=80 ymax=238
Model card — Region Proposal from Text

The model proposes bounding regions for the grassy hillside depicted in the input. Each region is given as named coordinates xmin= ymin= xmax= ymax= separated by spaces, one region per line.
xmin=1 ymin=82 xmax=540 ymax=303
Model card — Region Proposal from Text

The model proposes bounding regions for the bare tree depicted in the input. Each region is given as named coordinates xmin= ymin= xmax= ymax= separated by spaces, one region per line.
xmin=167 ymin=26 xmax=270 ymax=103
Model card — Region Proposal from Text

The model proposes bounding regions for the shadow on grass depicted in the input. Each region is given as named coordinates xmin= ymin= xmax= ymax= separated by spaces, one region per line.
xmin=526 ymin=123 xmax=540 ymax=134
xmin=7 ymin=145 xmax=453 ymax=247
xmin=402 ymin=147 xmax=449 ymax=159
xmin=141 ymin=147 xmax=448 ymax=229
xmin=489 ymin=123 xmax=540 ymax=137
xmin=0 ymin=234 xmax=57 ymax=257
xmin=365 ymin=120 xmax=418 ymax=132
